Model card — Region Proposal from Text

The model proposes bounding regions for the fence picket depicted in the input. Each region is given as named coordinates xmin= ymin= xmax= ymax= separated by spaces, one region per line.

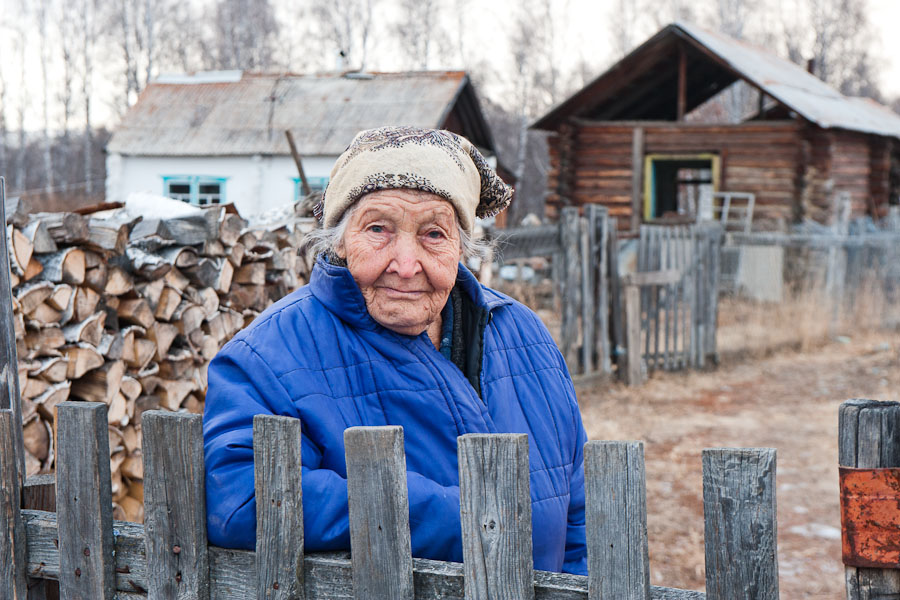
xmin=142 ymin=410 xmax=210 ymax=600
xmin=702 ymin=448 xmax=778 ymax=600
xmin=254 ymin=415 xmax=304 ymax=600
xmin=1 ymin=409 xmax=27 ymax=600
xmin=561 ymin=208 xmax=581 ymax=370
xmin=592 ymin=207 xmax=612 ymax=374
xmin=56 ymin=401 xmax=115 ymax=599
xmin=839 ymin=400 xmax=900 ymax=600
xmin=581 ymin=217 xmax=594 ymax=374
xmin=585 ymin=441 xmax=650 ymax=600
xmin=458 ymin=433 xmax=533 ymax=600
xmin=344 ymin=426 xmax=414 ymax=600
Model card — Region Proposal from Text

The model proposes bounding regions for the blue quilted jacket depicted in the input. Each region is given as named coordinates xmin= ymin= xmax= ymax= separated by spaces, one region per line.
xmin=203 ymin=257 xmax=588 ymax=574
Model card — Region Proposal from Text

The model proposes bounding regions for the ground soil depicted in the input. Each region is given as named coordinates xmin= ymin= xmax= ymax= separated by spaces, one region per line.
xmin=575 ymin=332 xmax=900 ymax=599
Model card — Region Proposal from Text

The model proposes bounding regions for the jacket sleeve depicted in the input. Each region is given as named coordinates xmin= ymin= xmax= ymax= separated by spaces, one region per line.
xmin=203 ymin=337 xmax=464 ymax=560
xmin=562 ymin=417 xmax=588 ymax=575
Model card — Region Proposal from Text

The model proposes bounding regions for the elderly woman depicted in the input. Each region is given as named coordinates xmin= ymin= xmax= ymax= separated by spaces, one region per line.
xmin=203 ymin=126 xmax=588 ymax=575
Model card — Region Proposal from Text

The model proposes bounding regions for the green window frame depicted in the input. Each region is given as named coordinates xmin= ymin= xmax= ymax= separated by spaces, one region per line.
xmin=162 ymin=175 xmax=228 ymax=206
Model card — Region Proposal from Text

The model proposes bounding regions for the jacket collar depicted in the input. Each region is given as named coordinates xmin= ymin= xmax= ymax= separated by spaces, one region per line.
xmin=309 ymin=255 xmax=511 ymax=330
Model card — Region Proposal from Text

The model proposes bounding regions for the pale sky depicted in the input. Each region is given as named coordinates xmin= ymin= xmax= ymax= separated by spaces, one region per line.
xmin=3 ymin=0 xmax=900 ymax=131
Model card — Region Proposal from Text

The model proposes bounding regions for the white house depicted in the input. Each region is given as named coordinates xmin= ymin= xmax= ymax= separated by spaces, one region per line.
xmin=105 ymin=70 xmax=509 ymax=218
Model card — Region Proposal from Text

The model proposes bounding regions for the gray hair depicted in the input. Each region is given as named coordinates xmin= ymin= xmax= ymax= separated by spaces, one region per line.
xmin=304 ymin=202 xmax=492 ymax=261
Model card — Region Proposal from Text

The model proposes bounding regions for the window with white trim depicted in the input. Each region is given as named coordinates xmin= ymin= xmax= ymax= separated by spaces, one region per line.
xmin=163 ymin=175 xmax=227 ymax=206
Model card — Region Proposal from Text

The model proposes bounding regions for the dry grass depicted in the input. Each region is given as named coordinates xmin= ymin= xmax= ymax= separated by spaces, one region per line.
xmin=718 ymin=273 xmax=899 ymax=360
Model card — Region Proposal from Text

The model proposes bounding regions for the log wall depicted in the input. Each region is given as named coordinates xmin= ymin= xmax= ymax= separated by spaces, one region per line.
xmin=546 ymin=119 xmax=896 ymax=228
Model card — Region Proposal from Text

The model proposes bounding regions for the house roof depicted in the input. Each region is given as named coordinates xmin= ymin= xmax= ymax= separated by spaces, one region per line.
xmin=107 ymin=71 xmax=498 ymax=157
xmin=533 ymin=22 xmax=900 ymax=139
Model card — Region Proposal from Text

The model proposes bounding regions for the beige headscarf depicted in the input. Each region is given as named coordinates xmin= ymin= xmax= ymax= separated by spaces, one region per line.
xmin=318 ymin=126 xmax=513 ymax=233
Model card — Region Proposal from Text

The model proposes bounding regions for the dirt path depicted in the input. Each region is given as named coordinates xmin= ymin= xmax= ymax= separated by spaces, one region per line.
xmin=575 ymin=333 xmax=900 ymax=599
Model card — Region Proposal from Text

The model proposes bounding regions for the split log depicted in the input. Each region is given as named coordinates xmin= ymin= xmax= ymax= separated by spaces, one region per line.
xmin=154 ymin=286 xmax=182 ymax=321
xmin=47 ymin=284 xmax=74 ymax=311
xmin=28 ymin=302 xmax=62 ymax=325
xmin=23 ymin=256 xmax=43 ymax=281
xmin=21 ymin=219 xmax=58 ymax=254
xmin=201 ymin=239 xmax=226 ymax=258
xmin=34 ymin=211 xmax=89 ymax=244
xmin=164 ymin=268 xmax=190 ymax=292
xmin=97 ymin=332 xmax=125 ymax=360
xmin=122 ymin=425 xmax=141 ymax=453
xmin=118 ymin=495 xmax=144 ymax=524
xmin=16 ymin=281 xmax=54 ymax=314
xmin=87 ymin=217 xmax=128 ymax=254
xmin=136 ymin=278 xmax=165 ymax=311
xmin=157 ymin=379 xmax=197 ymax=411
xmin=120 ymin=376 xmax=141 ymax=402
xmin=24 ymin=325 xmax=66 ymax=356
xmin=158 ymin=246 xmax=199 ymax=269
xmin=198 ymin=287 xmax=219 ymax=319
xmin=238 ymin=231 xmax=258 ymax=249
xmin=234 ymin=262 xmax=266 ymax=285
xmin=22 ymin=377 xmax=49 ymax=400
xmin=120 ymin=454 xmax=144 ymax=480
xmin=182 ymin=394 xmax=203 ymax=415
xmin=125 ymin=338 xmax=157 ymax=371
xmin=203 ymin=312 xmax=228 ymax=343
xmin=158 ymin=349 xmax=194 ymax=380
xmin=244 ymin=244 xmax=274 ymax=262
xmin=104 ymin=266 xmax=134 ymax=295
xmin=147 ymin=322 xmax=178 ymax=361
xmin=125 ymin=245 xmax=172 ymax=279
xmin=186 ymin=258 xmax=233 ymax=293
xmin=107 ymin=392 xmax=127 ymax=426
xmin=84 ymin=263 xmax=110 ymax=293
xmin=226 ymin=241 xmax=244 ymax=266
xmin=71 ymin=360 xmax=125 ymax=404
xmin=117 ymin=298 xmax=155 ymax=329
xmin=62 ymin=343 xmax=104 ymax=379
xmin=32 ymin=356 xmax=69 ymax=383
xmin=73 ymin=286 xmax=101 ymax=323
xmin=133 ymin=394 xmax=160 ymax=426
xmin=23 ymin=416 xmax=50 ymax=462
xmin=83 ymin=250 xmax=103 ymax=269
xmin=229 ymin=284 xmax=268 ymax=312
xmin=62 ymin=312 xmax=105 ymax=347
xmin=36 ymin=247 xmax=86 ymax=284
xmin=219 ymin=213 xmax=244 ymax=246
xmin=34 ymin=381 xmax=71 ymax=421
xmin=7 ymin=224 xmax=33 ymax=275
xmin=173 ymin=300 xmax=205 ymax=335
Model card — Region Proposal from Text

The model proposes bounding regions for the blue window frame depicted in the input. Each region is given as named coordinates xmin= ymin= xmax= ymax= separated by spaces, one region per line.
xmin=162 ymin=175 xmax=228 ymax=206
xmin=293 ymin=176 xmax=329 ymax=201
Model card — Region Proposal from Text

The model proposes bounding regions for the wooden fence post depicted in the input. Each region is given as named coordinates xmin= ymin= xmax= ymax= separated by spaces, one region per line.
xmin=142 ymin=410 xmax=210 ymax=600
xmin=1 ymin=408 xmax=27 ymax=599
xmin=839 ymin=399 xmax=900 ymax=599
xmin=0 ymin=178 xmax=25 ymax=495
xmin=623 ymin=284 xmax=644 ymax=385
xmin=608 ymin=219 xmax=624 ymax=372
xmin=560 ymin=207 xmax=581 ymax=372
xmin=585 ymin=441 xmax=650 ymax=600
xmin=254 ymin=415 xmax=304 ymax=600
xmin=344 ymin=426 xmax=413 ymax=600
xmin=588 ymin=205 xmax=612 ymax=375
xmin=702 ymin=448 xmax=779 ymax=600
xmin=580 ymin=215 xmax=594 ymax=375
xmin=55 ymin=401 xmax=115 ymax=599
xmin=458 ymin=433 xmax=533 ymax=600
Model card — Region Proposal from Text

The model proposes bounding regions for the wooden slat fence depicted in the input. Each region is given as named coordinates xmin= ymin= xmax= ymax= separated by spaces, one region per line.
xmin=491 ymin=206 xmax=612 ymax=376
xmin=0 ymin=401 xmax=784 ymax=600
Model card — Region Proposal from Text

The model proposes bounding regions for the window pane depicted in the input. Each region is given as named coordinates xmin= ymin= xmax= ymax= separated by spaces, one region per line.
xmin=198 ymin=181 xmax=222 ymax=205
xmin=169 ymin=183 xmax=190 ymax=194
xmin=199 ymin=183 xmax=220 ymax=194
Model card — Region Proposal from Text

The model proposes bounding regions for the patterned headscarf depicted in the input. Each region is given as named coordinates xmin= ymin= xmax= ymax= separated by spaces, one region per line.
xmin=318 ymin=126 xmax=513 ymax=234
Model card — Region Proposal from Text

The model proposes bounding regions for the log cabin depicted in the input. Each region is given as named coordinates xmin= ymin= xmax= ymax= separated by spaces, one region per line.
xmin=533 ymin=23 xmax=900 ymax=232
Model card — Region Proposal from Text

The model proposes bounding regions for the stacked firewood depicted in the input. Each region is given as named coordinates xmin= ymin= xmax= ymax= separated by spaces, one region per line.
xmin=8 ymin=203 xmax=314 ymax=522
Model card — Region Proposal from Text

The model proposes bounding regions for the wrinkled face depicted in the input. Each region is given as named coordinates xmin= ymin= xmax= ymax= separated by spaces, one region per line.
xmin=338 ymin=189 xmax=462 ymax=336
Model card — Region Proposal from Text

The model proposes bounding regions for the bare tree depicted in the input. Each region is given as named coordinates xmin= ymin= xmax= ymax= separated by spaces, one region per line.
xmin=393 ymin=0 xmax=445 ymax=70
xmin=37 ymin=1 xmax=55 ymax=194
xmin=211 ymin=0 xmax=280 ymax=70
xmin=82 ymin=0 xmax=97 ymax=195
xmin=608 ymin=0 xmax=641 ymax=58
xmin=310 ymin=0 xmax=378 ymax=70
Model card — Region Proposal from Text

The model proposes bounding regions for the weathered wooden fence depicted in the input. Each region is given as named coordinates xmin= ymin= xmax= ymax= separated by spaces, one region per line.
xmin=1 ymin=401 xmax=783 ymax=600
xmin=617 ymin=224 xmax=723 ymax=385
xmin=491 ymin=205 xmax=612 ymax=377
xmin=491 ymin=210 xmax=722 ymax=384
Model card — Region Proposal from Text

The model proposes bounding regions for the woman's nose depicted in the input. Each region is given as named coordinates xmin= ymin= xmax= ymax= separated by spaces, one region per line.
xmin=387 ymin=233 xmax=423 ymax=277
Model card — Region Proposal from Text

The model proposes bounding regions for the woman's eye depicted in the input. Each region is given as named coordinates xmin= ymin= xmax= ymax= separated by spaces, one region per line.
xmin=368 ymin=225 xmax=384 ymax=233
xmin=425 ymin=230 xmax=444 ymax=239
